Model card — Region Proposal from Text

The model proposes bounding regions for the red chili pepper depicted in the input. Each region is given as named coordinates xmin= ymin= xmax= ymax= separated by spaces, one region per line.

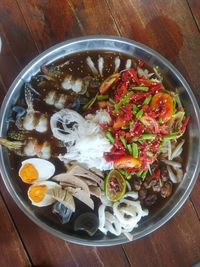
xmin=122 ymin=68 xmax=140 ymax=84
xmin=150 ymin=83 xmax=164 ymax=92
xmin=104 ymin=151 xmax=127 ymax=161
xmin=99 ymin=123 xmax=109 ymax=130
xmin=138 ymin=59 xmax=144 ymax=68
xmin=139 ymin=78 xmax=162 ymax=87
xmin=180 ymin=115 xmax=190 ymax=133
xmin=130 ymin=92 xmax=150 ymax=102
xmin=130 ymin=120 xmax=144 ymax=137
xmin=155 ymin=168 xmax=161 ymax=178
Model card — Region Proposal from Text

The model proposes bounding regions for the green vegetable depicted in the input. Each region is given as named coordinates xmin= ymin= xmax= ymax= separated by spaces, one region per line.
xmin=129 ymin=120 xmax=134 ymax=127
xmin=163 ymin=133 xmax=178 ymax=140
xmin=132 ymin=104 xmax=139 ymax=115
xmin=114 ymin=92 xmax=133 ymax=111
xmin=136 ymin=170 xmax=143 ymax=176
xmin=131 ymin=86 xmax=149 ymax=92
xmin=136 ymin=170 xmax=148 ymax=180
xmin=147 ymin=151 xmax=153 ymax=157
xmin=127 ymin=144 xmax=132 ymax=154
xmin=120 ymin=136 xmax=127 ymax=149
xmin=83 ymin=93 xmax=98 ymax=110
xmin=105 ymin=132 xmax=115 ymax=144
xmin=132 ymin=143 xmax=138 ymax=158
xmin=143 ymin=95 xmax=152 ymax=105
xmin=97 ymin=95 xmax=109 ymax=100
xmin=118 ymin=169 xmax=132 ymax=179
xmin=138 ymin=134 xmax=156 ymax=140
xmin=141 ymin=170 xmax=148 ymax=180
xmin=136 ymin=109 xmax=143 ymax=120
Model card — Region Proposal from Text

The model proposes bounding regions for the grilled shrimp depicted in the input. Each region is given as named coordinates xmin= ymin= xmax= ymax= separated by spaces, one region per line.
xmin=16 ymin=86 xmax=48 ymax=133
xmin=1 ymin=137 xmax=52 ymax=159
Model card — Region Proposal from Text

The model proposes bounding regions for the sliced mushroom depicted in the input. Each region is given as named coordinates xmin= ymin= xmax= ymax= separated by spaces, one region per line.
xmin=47 ymin=187 xmax=75 ymax=212
xmin=73 ymin=190 xmax=94 ymax=210
xmin=67 ymin=165 xmax=104 ymax=189
xmin=90 ymin=167 xmax=104 ymax=178
xmin=89 ymin=185 xmax=101 ymax=198
xmin=53 ymin=173 xmax=90 ymax=194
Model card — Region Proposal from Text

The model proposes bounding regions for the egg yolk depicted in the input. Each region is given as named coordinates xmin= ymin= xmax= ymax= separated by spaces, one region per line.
xmin=28 ymin=185 xmax=47 ymax=203
xmin=19 ymin=163 xmax=39 ymax=184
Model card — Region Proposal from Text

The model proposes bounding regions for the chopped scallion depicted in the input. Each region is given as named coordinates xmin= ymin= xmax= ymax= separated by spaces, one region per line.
xmin=132 ymin=104 xmax=138 ymax=115
xmin=120 ymin=136 xmax=127 ymax=148
xmin=136 ymin=109 xmax=143 ymax=120
xmin=127 ymin=144 xmax=132 ymax=154
xmin=105 ymin=132 xmax=115 ymax=144
xmin=141 ymin=170 xmax=148 ymax=180
xmin=138 ymin=134 xmax=156 ymax=140
xmin=114 ymin=92 xmax=133 ymax=111
xmin=143 ymin=95 xmax=152 ymax=105
xmin=147 ymin=151 xmax=153 ymax=157
xmin=132 ymin=142 xmax=138 ymax=158
xmin=163 ymin=133 xmax=178 ymax=140
xmin=97 ymin=94 xmax=109 ymax=100
xmin=83 ymin=93 xmax=98 ymax=110
xmin=131 ymin=86 xmax=149 ymax=92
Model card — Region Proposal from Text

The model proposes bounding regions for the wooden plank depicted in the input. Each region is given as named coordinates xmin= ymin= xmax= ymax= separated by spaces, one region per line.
xmin=17 ymin=0 xmax=119 ymax=52
xmin=0 ymin=0 xmax=38 ymax=89
xmin=0 ymin=192 xmax=31 ymax=267
xmin=65 ymin=243 xmax=131 ymax=267
xmin=0 ymin=178 xmax=80 ymax=267
xmin=0 ymin=1 xmax=131 ymax=265
xmin=123 ymin=200 xmax=200 ymax=267
xmin=187 ymin=0 xmax=200 ymax=30
xmin=106 ymin=0 xmax=200 ymax=100
xmin=0 ymin=0 xmax=38 ymax=65
xmin=190 ymin=174 xmax=200 ymax=218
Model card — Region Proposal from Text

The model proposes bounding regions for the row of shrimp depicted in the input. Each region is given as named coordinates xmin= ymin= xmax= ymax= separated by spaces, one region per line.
xmin=0 ymin=54 xmax=135 ymax=158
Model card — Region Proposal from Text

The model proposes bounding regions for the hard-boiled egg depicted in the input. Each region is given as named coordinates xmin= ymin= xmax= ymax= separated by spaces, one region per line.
xmin=28 ymin=181 xmax=60 ymax=207
xmin=19 ymin=158 xmax=55 ymax=184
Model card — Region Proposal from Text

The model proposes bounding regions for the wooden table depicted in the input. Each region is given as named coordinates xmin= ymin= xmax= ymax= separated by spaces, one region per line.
xmin=0 ymin=1 xmax=200 ymax=266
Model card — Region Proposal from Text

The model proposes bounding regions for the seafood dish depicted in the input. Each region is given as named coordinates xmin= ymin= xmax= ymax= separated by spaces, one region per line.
xmin=0 ymin=50 xmax=189 ymax=241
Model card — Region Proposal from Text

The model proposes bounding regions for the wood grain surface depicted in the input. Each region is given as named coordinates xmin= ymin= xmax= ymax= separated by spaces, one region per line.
xmin=0 ymin=1 xmax=199 ymax=267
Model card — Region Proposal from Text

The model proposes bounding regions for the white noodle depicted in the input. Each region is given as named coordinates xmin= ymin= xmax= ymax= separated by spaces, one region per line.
xmin=50 ymin=109 xmax=113 ymax=170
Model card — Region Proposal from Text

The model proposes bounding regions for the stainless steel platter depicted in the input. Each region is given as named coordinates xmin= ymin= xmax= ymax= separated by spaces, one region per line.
xmin=0 ymin=36 xmax=199 ymax=246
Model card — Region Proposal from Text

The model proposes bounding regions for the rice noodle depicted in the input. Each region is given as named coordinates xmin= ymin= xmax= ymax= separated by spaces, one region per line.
xmin=50 ymin=109 xmax=113 ymax=170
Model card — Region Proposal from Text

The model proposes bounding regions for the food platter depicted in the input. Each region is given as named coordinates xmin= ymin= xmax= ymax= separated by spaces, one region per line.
xmin=0 ymin=36 xmax=199 ymax=246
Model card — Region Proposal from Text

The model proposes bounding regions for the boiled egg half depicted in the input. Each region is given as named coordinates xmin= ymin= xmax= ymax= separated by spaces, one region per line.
xmin=19 ymin=158 xmax=55 ymax=184
xmin=28 ymin=181 xmax=60 ymax=207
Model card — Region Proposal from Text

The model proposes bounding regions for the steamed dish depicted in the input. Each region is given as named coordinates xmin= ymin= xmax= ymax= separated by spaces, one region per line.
xmin=0 ymin=51 xmax=189 ymax=240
